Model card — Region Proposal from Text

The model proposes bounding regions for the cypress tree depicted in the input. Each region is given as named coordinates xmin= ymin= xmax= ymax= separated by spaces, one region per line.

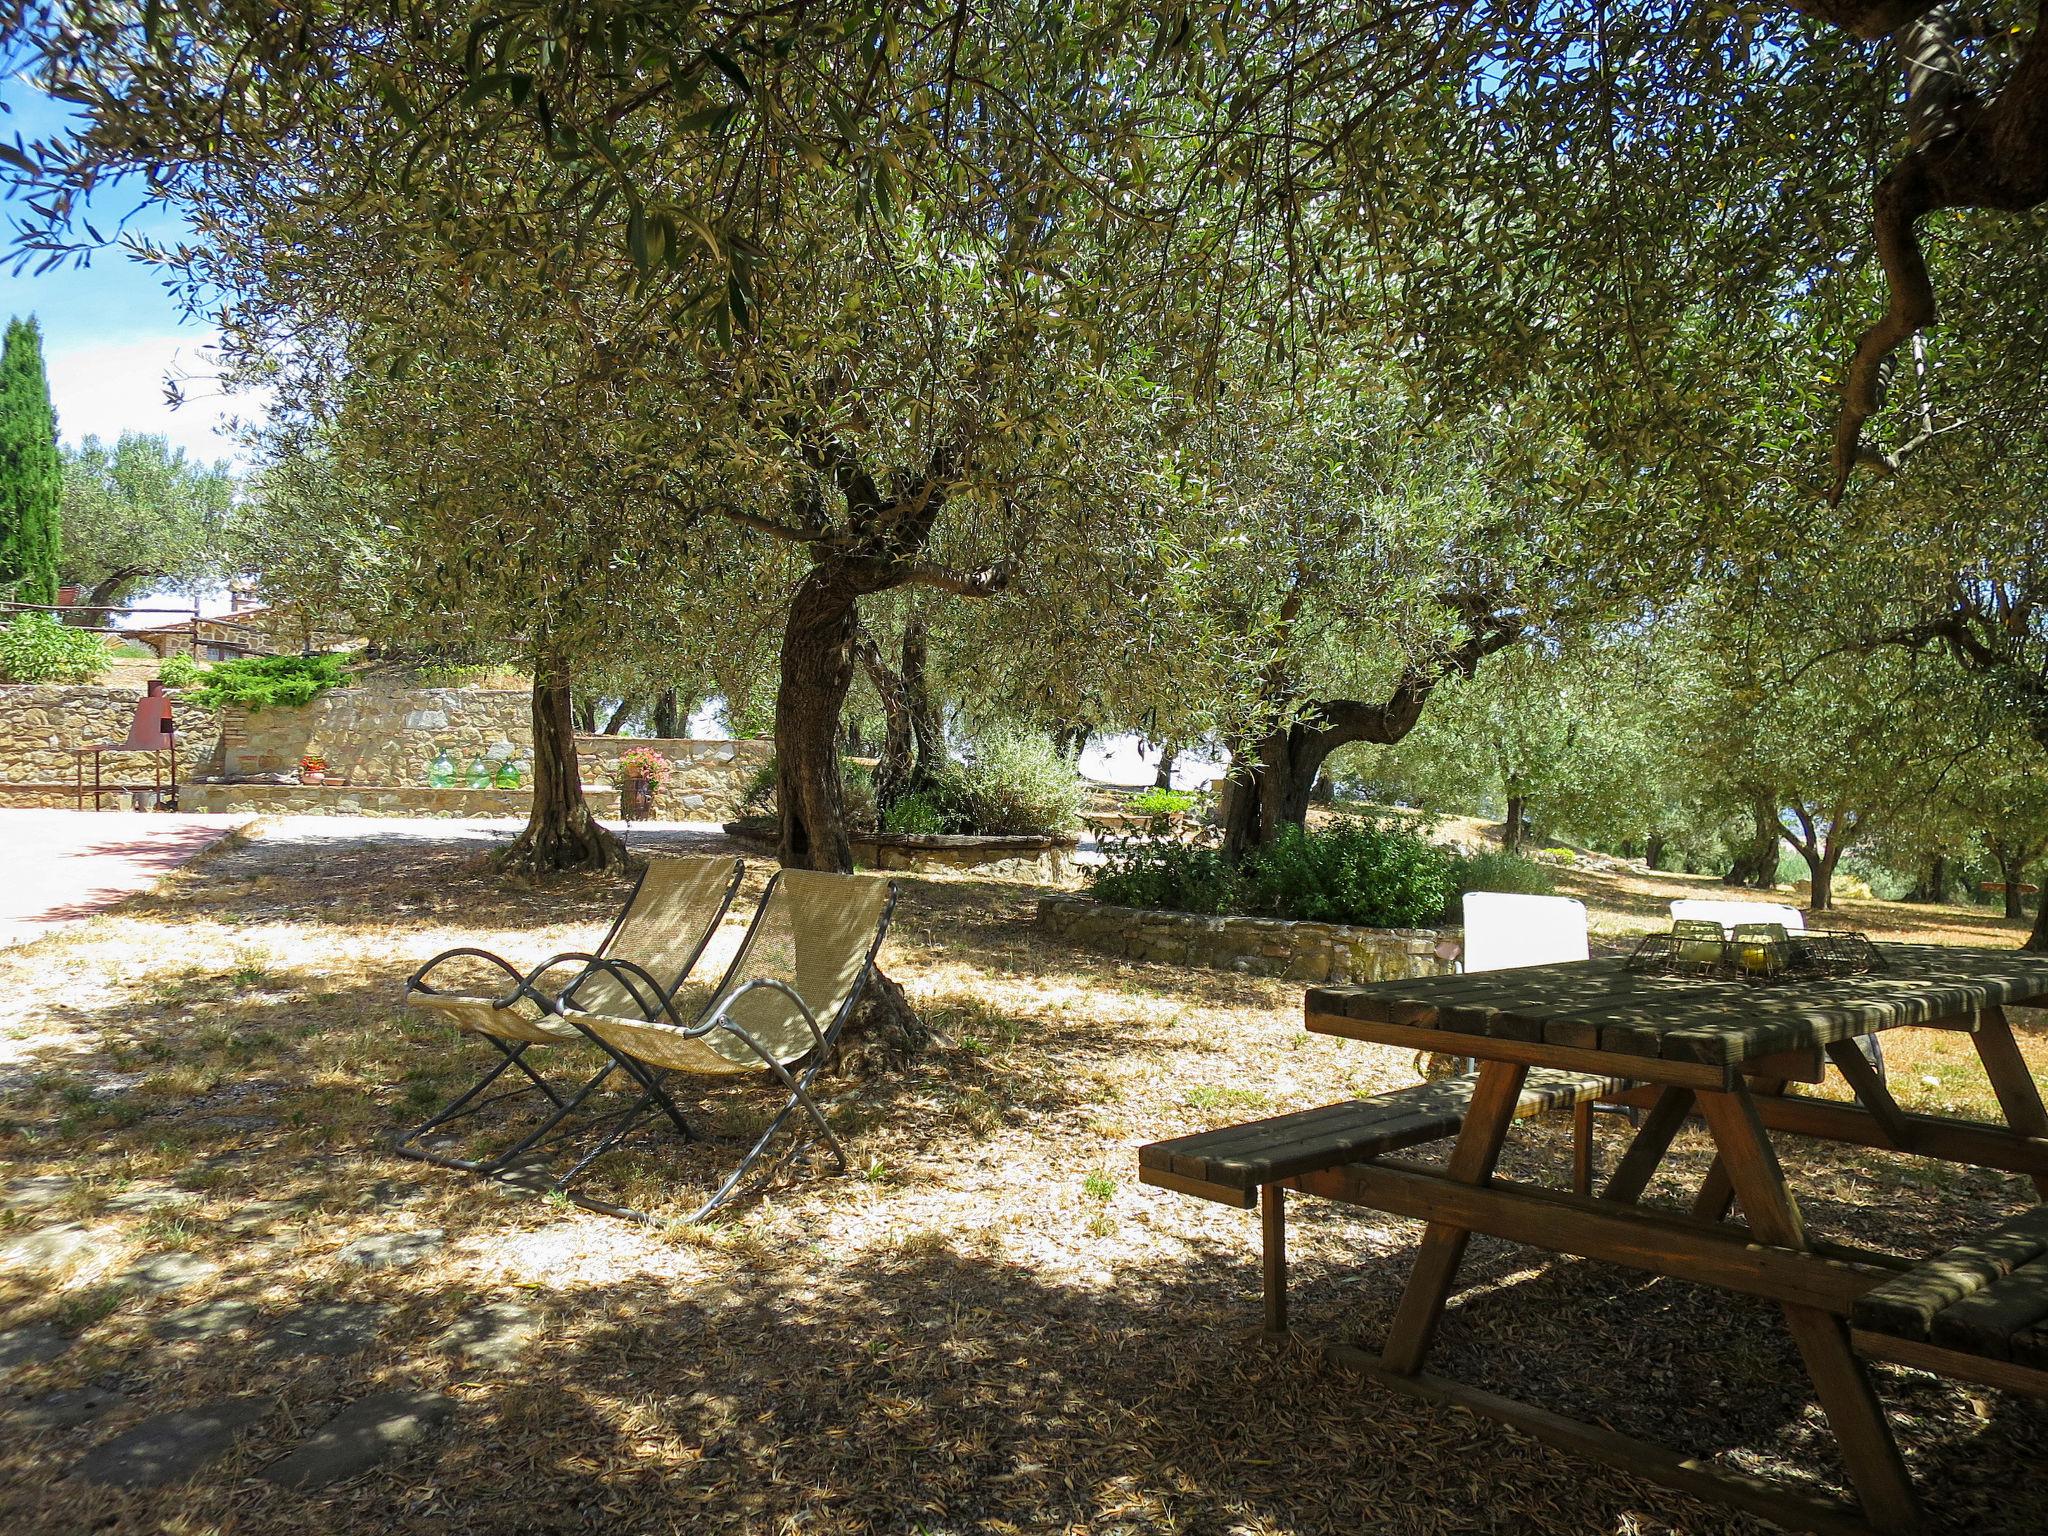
xmin=0 ymin=316 xmax=64 ymax=606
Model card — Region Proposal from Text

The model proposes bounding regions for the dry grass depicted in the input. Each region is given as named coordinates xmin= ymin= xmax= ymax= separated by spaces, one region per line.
xmin=0 ymin=826 xmax=2043 ymax=1535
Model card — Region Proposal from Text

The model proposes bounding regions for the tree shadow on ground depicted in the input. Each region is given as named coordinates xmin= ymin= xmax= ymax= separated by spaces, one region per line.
xmin=4 ymin=831 xmax=2045 ymax=1534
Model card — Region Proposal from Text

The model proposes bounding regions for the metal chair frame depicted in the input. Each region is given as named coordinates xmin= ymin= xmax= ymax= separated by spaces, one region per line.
xmin=553 ymin=873 xmax=899 ymax=1225
xmin=392 ymin=858 xmax=743 ymax=1175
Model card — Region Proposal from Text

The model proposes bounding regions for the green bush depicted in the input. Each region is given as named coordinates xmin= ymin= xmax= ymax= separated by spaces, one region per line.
xmin=190 ymin=651 xmax=351 ymax=714
xmin=881 ymin=791 xmax=951 ymax=835
xmin=1239 ymin=823 xmax=1456 ymax=928
xmin=1449 ymin=850 xmax=1558 ymax=899
xmin=157 ymin=652 xmax=207 ymax=689
xmin=740 ymin=757 xmax=777 ymax=813
xmin=1130 ymin=787 xmax=1195 ymax=816
xmin=840 ymin=756 xmax=877 ymax=831
xmin=1089 ymin=821 xmax=1468 ymax=928
xmin=1090 ymin=837 xmax=1241 ymax=914
xmin=955 ymin=726 xmax=1083 ymax=835
xmin=0 ymin=613 xmax=110 ymax=683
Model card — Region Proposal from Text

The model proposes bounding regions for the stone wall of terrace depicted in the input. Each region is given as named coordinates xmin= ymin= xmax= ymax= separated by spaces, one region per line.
xmin=1036 ymin=893 xmax=1456 ymax=984
xmin=0 ymin=684 xmax=219 ymax=807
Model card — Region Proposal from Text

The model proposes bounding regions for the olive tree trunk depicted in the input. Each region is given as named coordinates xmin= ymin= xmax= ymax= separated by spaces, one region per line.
xmin=774 ymin=567 xmax=861 ymax=875
xmin=854 ymin=627 xmax=915 ymax=813
xmin=1724 ymin=796 xmax=1781 ymax=889
xmin=1503 ymin=794 xmax=1528 ymax=855
xmin=901 ymin=613 xmax=945 ymax=790
xmin=501 ymin=663 xmax=626 ymax=876
xmin=772 ymin=570 xmax=931 ymax=1069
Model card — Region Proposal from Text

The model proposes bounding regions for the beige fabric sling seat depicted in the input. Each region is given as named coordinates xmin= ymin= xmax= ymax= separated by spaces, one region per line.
xmin=553 ymin=868 xmax=898 ymax=1223
xmin=395 ymin=854 xmax=744 ymax=1174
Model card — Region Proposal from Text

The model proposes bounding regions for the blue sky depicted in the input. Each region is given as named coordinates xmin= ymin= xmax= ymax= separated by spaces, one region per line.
xmin=0 ymin=78 xmax=256 ymax=464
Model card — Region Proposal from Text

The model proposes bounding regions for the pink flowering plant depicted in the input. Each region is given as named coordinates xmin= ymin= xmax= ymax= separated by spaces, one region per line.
xmin=617 ymin=746 xmax=671 ymax=786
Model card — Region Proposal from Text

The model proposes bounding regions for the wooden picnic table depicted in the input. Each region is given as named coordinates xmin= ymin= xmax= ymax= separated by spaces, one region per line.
xmin=1299 ymin=942 xmax=2048 ymax=1536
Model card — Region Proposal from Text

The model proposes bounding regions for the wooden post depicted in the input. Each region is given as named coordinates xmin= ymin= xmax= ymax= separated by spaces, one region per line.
xmin=1572 ymin=1098 xmax=1595 ymax=1196
xmin=1693 ymin=1077 xmax=1786 ymax=1222
xmin=1380 ymin=1060 xmax=1527 ymax=1375
xmin=1602 ymin=1087 xmax=1695 ymax=1205
xmin=1261 ymin=1183 xmax=1288 ymax=1337
xmin=1696 ymin=1085 xmax=1922 ymax=1536
xmin=1973 ymin=1006 xmax=2048 ymax=1199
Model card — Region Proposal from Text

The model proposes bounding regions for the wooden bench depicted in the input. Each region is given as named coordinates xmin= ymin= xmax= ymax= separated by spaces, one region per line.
xmin=1851 ymin=1202 xmax=2048 ymax=1398
xmin=1139 ymin=1069 xmax=1621 ymax=1334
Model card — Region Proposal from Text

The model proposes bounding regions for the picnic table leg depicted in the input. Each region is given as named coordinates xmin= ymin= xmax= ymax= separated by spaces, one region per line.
xmin=1601 ymin=1086 xmax=1694 ymax=1205
xmin=1262 ymin=1184 xmax=1288 ymax=1337
xmin=1691 ymin=1077 xmax=1786 ymax=1222
xmin=1973 ymin=1005 xmax=2048 ymax=1199
xmin=1696 ymin=1083 xmax=1922 ymax=1536
xmin=1380 ymin=1060 xmax=1527 ymax=1376
xmin=1571 ymin=1099 xmax=1595 ymax=1196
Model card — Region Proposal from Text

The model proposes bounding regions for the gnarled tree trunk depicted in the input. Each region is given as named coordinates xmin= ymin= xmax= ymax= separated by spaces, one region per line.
xmin=1503 ymin=794 xmax=1528 ymax=855
xmin=775 ymin=566 xmax=861 ymax=876
xmin=854 ymin=626 xmax=915 ymax=813
xmin=652 ymin=687 xmax=684 ymax=740
xmin=901 ymin=612 xmax=945 ymax=791
xmin=2027 ymin=887 xmax=2048 ymax=952
xmin=501 ymin=662 xmax=626 ymax=876
xmin=1724 ymin=796 xmax=1781 ymax=888
xmin=773 ymin=571 xmax=932 ymax=1070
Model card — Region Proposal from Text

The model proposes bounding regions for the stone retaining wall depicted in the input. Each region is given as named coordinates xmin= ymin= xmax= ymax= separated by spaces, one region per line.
xmin=209 ymin=691 xmax=766 ymax=820
xmin=1036 ymin=894 xmax=1456 ymax=983
xmin=575 ymin=735 xmax=771 ymax=822
xmin=180 ymin=784 xmax=536 ymax=818
xmin=0 ymin=684 xmax=220 ymax=807
xmin=215 ymin=689 xmax=531 ymax=783
xmin=852 ymin=832 xmax=1078 ymax=882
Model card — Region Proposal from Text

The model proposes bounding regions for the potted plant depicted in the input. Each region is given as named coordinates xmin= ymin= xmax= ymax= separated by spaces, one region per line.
xmin=299 ymin=754 xmax=328 ymax=785
xmin=617 ymin=746 xmax=670 ymax=822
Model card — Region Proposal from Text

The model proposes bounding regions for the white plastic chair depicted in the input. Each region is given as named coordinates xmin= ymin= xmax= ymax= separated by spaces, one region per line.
xmin=1669 ymin=899 xmax=1805 ymax=934
xmin=1457 ymin=891 xmax=1595 ymax=1188
xmin=1462 ymin=892 xmax=1590 ymax=972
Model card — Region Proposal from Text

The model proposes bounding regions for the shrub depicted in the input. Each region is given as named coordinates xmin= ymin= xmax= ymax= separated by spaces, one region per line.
xmin=840 ymin=756 xmax=877 ymax=831
xmin=1090 ymin=821 xmax=1466 ymax=928
xmin=1129 ymin=787 xmax=1196 ymax=818
xmin=740 ymin=757 xmax=777 ymax=813
xmin=1449 ymin=850 xmax=1558 ymax=899
xmin=954 ymin=726 xmax=1083 ymax=835
xmin=157 ymin=652 xmax=207 ymax=689
xmin=0 ymin=613 xmax=110 ymax=683
xmin=1089 ymin=837 xmax=1241 ymax=914
xmin=881 ymin=792 xmax=950 ymax=835
xmin=190 ymin=651 xmax=351 ymax=713
xmin=1239 ymin=823 xmax=1456 ymax=928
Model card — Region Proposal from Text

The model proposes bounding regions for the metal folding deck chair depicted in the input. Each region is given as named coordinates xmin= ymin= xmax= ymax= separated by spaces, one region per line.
xmin=394 ymin=855 xmax=744 ymax=1174
xmin=552 ymin=868 xmax=898 ymax=1224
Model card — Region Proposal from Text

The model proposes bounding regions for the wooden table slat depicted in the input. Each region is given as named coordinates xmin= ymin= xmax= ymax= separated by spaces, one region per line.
xmin=1309 ymin=943 xmax=2048 ymax=1067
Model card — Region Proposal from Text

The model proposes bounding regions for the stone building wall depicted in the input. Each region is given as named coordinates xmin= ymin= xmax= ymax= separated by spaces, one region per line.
xmin=0 ymin=685 xmax=220 ymax=807
xmin=1036 ymin=894 xmax=1456 ymax=984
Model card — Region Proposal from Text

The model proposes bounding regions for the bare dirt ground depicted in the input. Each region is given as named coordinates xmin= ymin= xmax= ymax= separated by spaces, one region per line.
xmin=1 ymin=825 xmax=2043 ymax=1534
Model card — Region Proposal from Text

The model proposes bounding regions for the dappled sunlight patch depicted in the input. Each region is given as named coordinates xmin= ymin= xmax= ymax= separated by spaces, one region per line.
xmin=0 ymin=832 xmax=2042 ymax=1532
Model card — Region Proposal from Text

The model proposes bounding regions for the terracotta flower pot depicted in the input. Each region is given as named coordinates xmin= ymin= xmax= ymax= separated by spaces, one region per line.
xmin=621 ymin=774 xmax=655 ymax=821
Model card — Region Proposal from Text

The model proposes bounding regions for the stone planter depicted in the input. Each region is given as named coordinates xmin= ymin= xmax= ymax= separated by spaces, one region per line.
xmin=1036 ymin=894 xmax=1456 ymax=983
